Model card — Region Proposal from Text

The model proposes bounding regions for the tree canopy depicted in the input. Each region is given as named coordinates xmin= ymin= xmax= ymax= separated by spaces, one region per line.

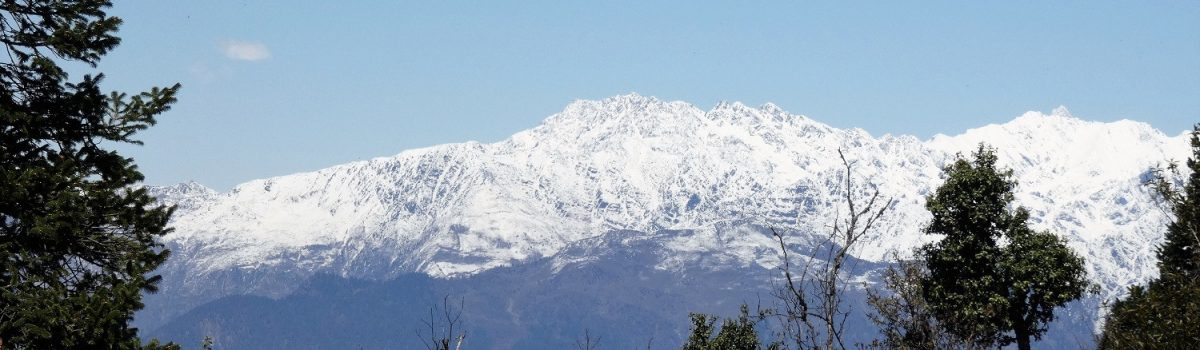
xmin=0 ymin=0 xmax=180 ymax=348
xmin=919 ymin=145 xmax=1088 ymax=350
xmin=682 ymin=305 xmax=778 ymax=350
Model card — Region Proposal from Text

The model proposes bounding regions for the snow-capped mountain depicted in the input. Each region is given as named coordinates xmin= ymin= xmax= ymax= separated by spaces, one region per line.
xmin=145 ymin=94 xmax=1189 ymax=332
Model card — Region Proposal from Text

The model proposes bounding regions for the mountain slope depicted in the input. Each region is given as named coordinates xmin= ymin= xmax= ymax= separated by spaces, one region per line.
xmin=142 ymin=94 xmax=1189 ymax=334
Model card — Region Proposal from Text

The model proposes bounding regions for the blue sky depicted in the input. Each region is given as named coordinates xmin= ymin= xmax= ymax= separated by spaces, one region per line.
xmin=96 ymin=1 xmax=1200 ymax=190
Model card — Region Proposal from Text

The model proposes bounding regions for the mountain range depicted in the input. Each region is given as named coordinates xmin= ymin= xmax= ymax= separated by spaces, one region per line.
xmin=139 ymin=94 xmax=1190 ymax=349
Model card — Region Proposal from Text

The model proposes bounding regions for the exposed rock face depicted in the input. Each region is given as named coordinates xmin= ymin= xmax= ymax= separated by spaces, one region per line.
xmin=142 ymin=94 xmax=1189 ymax=337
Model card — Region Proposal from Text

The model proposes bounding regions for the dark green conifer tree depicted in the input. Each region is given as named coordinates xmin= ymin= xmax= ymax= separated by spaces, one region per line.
xmin=1099 ymin=125 xmax=1200 ymax=348
xmin=919 ymin=145 xmax=1088 ymax=350
xmin=1153 ymin=127 xmax=1200 ymax=283
xmin=0 ymin=0 xmax=181 ymax=348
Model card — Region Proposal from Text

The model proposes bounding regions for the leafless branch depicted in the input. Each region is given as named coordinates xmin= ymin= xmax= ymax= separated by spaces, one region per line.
xmin=416 ymin=296 xmax=466 ymax=350
xmin=575 ymin=328 xmax=601 ymax=350
xmin=766 ymin=149 xmax=894 ymax=350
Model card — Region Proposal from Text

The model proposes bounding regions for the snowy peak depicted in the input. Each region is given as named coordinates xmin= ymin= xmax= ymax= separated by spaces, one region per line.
xmin=520 ymin=94 xmax=841 ymax=164
xmin=548 ymin=93 xmax=693 ymax=125
xmin=931 ymin=106 xmax=1178 ymax=145
xmin=147 ymin=181 xmax=219 ymax=214
xmin=928 ymin=108 xmax=1188 ymax=180
xmin=1052 ymin=105 xmax=1073 ymax=118
xmin=540 ymin=94 xmax=830 ymax=142
xmin=150 ymin=180 xmax=216 ymax=198
xmin=150 ymin=96 xmax=1189 ymax=306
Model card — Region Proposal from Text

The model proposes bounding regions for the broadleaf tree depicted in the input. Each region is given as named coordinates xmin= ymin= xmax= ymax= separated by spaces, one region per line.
xmin=0 ymin=0 xmax=181 ymax=348
xmin=919 ymin=145 xmax=1088 ymax=350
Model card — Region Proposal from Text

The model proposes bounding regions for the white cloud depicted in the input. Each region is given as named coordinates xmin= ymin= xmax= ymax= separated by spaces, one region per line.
xmin=221 ymin=40 xmax=271 ymax=61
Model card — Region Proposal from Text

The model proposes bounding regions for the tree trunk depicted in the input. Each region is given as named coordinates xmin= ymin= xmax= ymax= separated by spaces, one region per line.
xmin=1014 ymin=321 xmax=1031 ymax=350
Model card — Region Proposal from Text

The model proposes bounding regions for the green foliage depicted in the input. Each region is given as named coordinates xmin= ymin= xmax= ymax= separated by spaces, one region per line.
xmin=866 ymin=259 xmax=978 ymax=350
xmin=1099 ymin=125 xmax=1200 ymax=348
xmin=142 ymin=339 xmax=181 ymax=350
xmin=1100 ymin=282 xmax=1200 ymax=348
xmin=919 ymin=145 xmax=1088 ymax=350
xmin=682 ymin=305 xmax=778 ymax=350
xmin=0 ymin=0 xmax=181 ymax=348
xmin=1154 ymin=126 xmax=1200 ymax=283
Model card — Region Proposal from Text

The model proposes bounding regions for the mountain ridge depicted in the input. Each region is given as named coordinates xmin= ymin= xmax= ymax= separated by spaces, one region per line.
xmin=143 ymin=94 xmax=1190 ymax=334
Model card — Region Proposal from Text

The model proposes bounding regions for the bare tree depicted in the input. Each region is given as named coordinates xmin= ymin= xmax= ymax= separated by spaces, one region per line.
xmin=767 ymin=149 xmax=893 ymax=350
xmin=575 ymin=328 xmax=602 ymax=350
xmin=417 ymin=296 xmax=467 ymax=350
